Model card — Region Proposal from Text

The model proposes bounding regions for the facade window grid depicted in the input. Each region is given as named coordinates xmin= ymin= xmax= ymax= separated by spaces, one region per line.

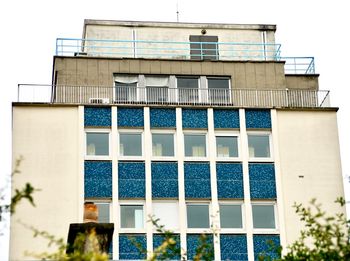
xmin=119 ymin=202 xmax=146 ymax=233
xmin=183 ymin=132 xmax=208 ymax=159
xmin=214 ymin=131 xmax=241 ymax=160
xmin=151 ymin=130 xmax=176 ymax=159
xmin=251 ymin=201 xmax=279 ymax=233
xmin=118 ymin=130 xmax=144 ymax=159
xmin=85 ymin=129 xmax=111 ymax=160
xmin=218 ymin=201 xmax=245 ymax=232
xmin=247 ymin=131 xmax=273 ymax=162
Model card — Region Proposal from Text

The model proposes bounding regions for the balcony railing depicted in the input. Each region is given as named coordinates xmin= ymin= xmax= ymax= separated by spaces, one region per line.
xmin=17 ymin=84 xmax=331 ymax=108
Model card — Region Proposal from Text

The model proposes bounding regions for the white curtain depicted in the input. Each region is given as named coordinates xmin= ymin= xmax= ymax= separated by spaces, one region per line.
xmin=114 ymin=75 xmax=138 ymax=84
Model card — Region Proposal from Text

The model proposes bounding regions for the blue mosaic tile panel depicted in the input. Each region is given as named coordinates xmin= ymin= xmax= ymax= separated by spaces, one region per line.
xmin=184 ymin=162 xmax=211 ymax=199
xmin=214 ymin=109 xmax=240 ymax=129
xmin=153 ymin=234 xmax=181 ymax=260
xmin=84 ymin=107 xmax=111 ymax=127
xmin=220 ymin=234 xmax=248 ymax=261
xmin=253 ymin=234 xmax=280 ymax=261
xmin=216 ymin=163 xmax=244 ymax=199
xmin=152 ymin=162 xmax=178 ymax=198
xmin=249 ymin=163 xmax=276 ymax=199
xmin=119 ymin=234 xmax=146 ymax=260
xmin=150 ymin=108 xmax=176 ymax=128
xmin=118 ymin=162 xmax=145 ymax=199
xmin=245 ymin=109 xmax=271 ymax=129
xmin=182 ymin=109 xmax=208 ymax=129
xmin=117 ymin=107 xmax=144 ymax=127
xmin=187 ymin=234 xmax=214 ymax=260
xmin=84 ymin=161 xmax=112 ymax=198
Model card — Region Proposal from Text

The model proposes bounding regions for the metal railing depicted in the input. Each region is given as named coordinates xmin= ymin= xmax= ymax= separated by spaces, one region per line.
xmin=17 ymin=84 xmax=330 ymax=108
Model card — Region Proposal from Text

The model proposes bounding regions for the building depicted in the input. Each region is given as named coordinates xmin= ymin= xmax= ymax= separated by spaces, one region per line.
xmin=11 ymin=20 xmax=345 ymax=260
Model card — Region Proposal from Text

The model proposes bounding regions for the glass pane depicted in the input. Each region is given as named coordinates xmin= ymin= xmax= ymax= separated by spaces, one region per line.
xmin=248 ymin=135 xmax=270 ymax=158
xmin=252 ymin=205 xmax=275 ymax=229
xmin=216 ymin=136 xmax=238 ymax=157
xmin=96 ymin=203 xmax=110 ymax=223
xmin=208 ymin=78 xmax=229 ymax=89
xmin=120 ymin=205 xmax=144 ymax=228
xmin=219 ymin=204 xmax=242 ymax=228
xmin=177 ymin=78 xmax=199 ymax=103
xmin=115 ymin=82 xmax=137 ymax=102
xmin=120 ymin=133 xmax=142 ymax=156
xmin=187 ymin=204 xmax=209 ymax=228
xmin=86 ymin=133 xmax=109 ymax=156
xmin=152 ymin=133 xmax=174 ymax=157
xmin=184 ymin=134 xmax=206 ymax=157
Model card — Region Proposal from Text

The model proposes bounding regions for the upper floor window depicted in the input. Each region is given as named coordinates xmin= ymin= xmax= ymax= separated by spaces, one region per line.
xmin=216 ymin=136 xmax=239 ymax=158
xmin=146 ymin=76 xmax=169 ymax=102
xmin=114 ymin=75 xmax=138 ymax=102
xmin=152 ymin=133 xmax=175 ymax=157
xmin=190 ymin=35 xmax=218 ymax=60
xmin=219 ymin=203 xmax=243 ymax=229
xmin=208 ymin=78 xmax=230 ymax=103
xmin=86 ymin=132 xmax=109 ymax=156
xmin=177 ymin=77 xmax=199 ymax=103
xmin=120 ymin=205 xmax=144 ymax=229
xmin=119 ymin=133 xmax=142 ymax=156
xmin=252 ymin=203 xmax=276 ymax=229
xmin=248 ymin=134 xmax=271 ymax=159
xmin=187 ymin=203 xmax=210 ymax=228
xmin=184 ymin=134 xmax=207 ymax=157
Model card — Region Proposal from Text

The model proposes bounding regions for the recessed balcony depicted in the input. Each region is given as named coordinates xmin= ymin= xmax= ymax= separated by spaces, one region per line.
xmin=17 ymin=84 xmax=331 ymax=108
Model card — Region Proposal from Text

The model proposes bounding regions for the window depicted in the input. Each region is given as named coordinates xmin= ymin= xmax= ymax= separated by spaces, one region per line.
xmin=216 ymin=136 xmax=238 ymax=158
xmin=219 ymin=204 xmax=243 ymax=228
xmin=119 ymin=133 xmax=142 ymax=156
xmin=177 ymin=77 xmax=199 ymax=103
xmin=96 ymin=202 xmax=110 ymax=223
xmin=252 ymin=204 xmax=276 ymax=229
xmin=248 ymin=134 xmax=271 ymax=158
xmin=184 ymin=134 xmax=206 ymax=157
xmin=152 ymin=133 xmax=174 ymax=157
xmin=190 ymin=35 xmax=218 ymax=60
xmin=86 ymin=132 xmax=109 ymax=156
xmin=114 ymin=75 xmax=138 ymax=102
xmin=146 ymin=76 xmax=169 ymax=102
xmin=120 ymin=205 xmax=144 ymax=228
xmin=187 ymin=204 xmax=210 ymax=228
xmin=208 ymin=78 xmax=230 ymax=103
xmin=152 ymin=202 xmax=179 ymax=230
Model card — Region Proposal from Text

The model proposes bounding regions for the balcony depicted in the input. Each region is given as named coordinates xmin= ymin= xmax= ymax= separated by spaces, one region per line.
xmin=55 ymin=38 xmax=315 ymax=74
xmin=17 ymin=84 xmax=331 ymax=108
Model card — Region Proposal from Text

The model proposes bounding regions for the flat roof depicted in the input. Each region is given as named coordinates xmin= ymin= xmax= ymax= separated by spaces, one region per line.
xmin=83 ymin=19 xmax=276 ymax=31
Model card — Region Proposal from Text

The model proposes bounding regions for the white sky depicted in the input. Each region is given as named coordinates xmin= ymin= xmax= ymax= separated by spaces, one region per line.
xmin=1 ymin=0 xmax=349 ymax=259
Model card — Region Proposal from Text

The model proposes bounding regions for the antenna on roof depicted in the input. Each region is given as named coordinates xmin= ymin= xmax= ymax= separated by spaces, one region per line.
xmin=176 ymin=0 xmax=180 ymax=22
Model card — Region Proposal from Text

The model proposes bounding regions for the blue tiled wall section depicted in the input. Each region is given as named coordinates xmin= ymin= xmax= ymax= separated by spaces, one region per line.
xmin=84 ymin=107 xmax=111 ymax=127
xmin=150 ymin=108 xmax=176 ymax=128
xmin=220 ymin=234 xmax=248 ymax=261
xmin=216 ymin=163 xmax=244 ymax=199
xmin=118 ymin=162 xmax=145 ymax=199
xmin=152 ymin=162 xmax=178 ymax=198
xmin=84 ymin=161 xmax=112 ymax=198
xmin=153 ymin=234 xmax=181 ymax=259
xmin=245 ymin=109 xmax=271 ymax=129
xmin=117 ymin=107 xmax=144 ymax=127
xmin=119 ymin=234 xmax=146 ymax=260
xmin=182 ymin=109 xmax=208 ymax=129
xmin=249 ymin=163 xmax=276 ymax=199
xmin=187 ymin=234 xmax=214 ymax=260
xmin=214 ymin=109 xmax=240 ymax=129
xmin=184 ymin=162 xmax=211 ymax=199
xmin=253 ymin=234 xmax=280 ymax=260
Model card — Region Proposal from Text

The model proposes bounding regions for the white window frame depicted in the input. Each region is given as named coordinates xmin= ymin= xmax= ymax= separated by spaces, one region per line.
xmin=152 ymin=200 xmax=180 ymax=233
xmin=215 ymin=131 xmax=241 ymax=161
xmin=119 ymin=201 xmax=146 ymax=233
xmin=218 ymin=201 xmax=245 ymax=233
xmin=251 ymin=201 xmax=279 ymax=234
xmin=175 ymin=76 xmax=201 ymax=104
xmin=151 ymin=130 xmax=176 ymax=160
xmin=85 ymin=129 xmax=111 ymax=160
xmin=183 ymin=131 xmax=208 ymax=161
xmin=247 ymin=131 xmax=273 ymax=162
xmin=186 ymin=202 xmax=212 ymax=233
xmin=118 ymin=130 xmax=144 ymax=160
xmin=206 ymin=77 xmax=232 ymax=104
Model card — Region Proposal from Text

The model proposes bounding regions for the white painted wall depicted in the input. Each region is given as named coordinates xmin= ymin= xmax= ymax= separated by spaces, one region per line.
xmin=10 ymin=106 xmax=80 ymax=260
xmin=276 ymin=110 xmax=346 ymax=247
